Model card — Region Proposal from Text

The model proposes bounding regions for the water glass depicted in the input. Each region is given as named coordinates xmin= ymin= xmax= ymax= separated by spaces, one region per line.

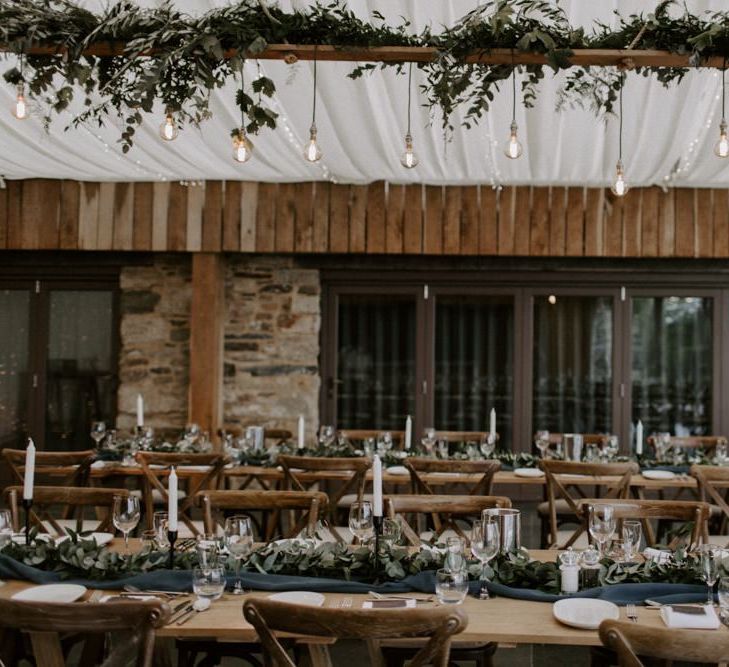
xmin=224 ymin=515 xmax=253 ymax=595
xmin=153 ymin=511 xmax=170 ymax=549
xmin=381 ymin=517 xmax=401 ymax=544
xmin=197 ymin=534 xmax=221 ymax=567
xmin=141 ymin=530 xmax=157 ymax=551
xmin=445 ymin=536 xmax=466 ymax=573
xmin=717 ymin=441 xmax=728 ymax=465
xmin=702 ymin=544 xmax=721 ymax=605
xmin=377 ymin=432 xmax=393 ymax=454
xmin=318 ymin=425 xmax=335 ymax=448
xmin=471 ymin=517 xmax=500 ymax=599
xmin=363 ymin=437 xmax=375 ymax=458
xmin=90 ymin=421 xmax=106 ymax=448
xmin=718 ymin=577 xmax=729 ymax=620
xmin=0 ymin=509 xmax=13 ymax=549
xmin=604 ymin=436 xmax=619 ymax=461
xmin=534 ymin=431 xmax=550 ymax=459
xmin=621 ymin=520 xmax=642 ymax=561
xmin=192 ymin=566 xmax=226 ymax=602
xmin=672 ymin=445 xmax=684 ymax=466
xmin=435 ymin=569 xmax=469 ymax=604
xmin=421 ymin=428 xmax=436 ymax=457
xmin=480 ymin=433 xmax=496 ymax=459
xmin=588 ymin=505 xmax=615 ymax=558
xmin=437 ymin=440 xmax=449 ymax=460
xmin=348 ymin=501 xmax=374 ymax=544
xmin=113 ymin=495 xmax=140 ymax=555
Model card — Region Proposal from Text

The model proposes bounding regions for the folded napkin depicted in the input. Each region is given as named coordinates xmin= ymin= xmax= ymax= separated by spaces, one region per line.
xmin=660 ymin=604 xmax=720 ymax=629
xmin=90 ymin=460 xmax=107 ymax=469
xmin=643 ymin=548 xmax=672 ymax=564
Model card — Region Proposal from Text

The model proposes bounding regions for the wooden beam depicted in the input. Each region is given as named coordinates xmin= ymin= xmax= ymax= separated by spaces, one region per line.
xmin=12 ymin=43 xmax=729 ymax=68
xmin=188 ymin=253 xmax=225 ymax=441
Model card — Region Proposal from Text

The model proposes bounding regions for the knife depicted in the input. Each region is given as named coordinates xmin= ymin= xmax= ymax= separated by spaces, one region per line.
xmin=168 ymin=601 xmax=194 ymax=623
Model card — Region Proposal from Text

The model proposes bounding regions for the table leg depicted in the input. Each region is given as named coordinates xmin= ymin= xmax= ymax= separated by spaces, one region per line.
xmin=366 ymin=639 xmax=385 ymax=667
xmin=307 ymin=643 xmax=334 ymax=667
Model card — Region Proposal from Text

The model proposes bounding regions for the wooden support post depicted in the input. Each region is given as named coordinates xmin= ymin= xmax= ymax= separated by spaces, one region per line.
xmin=188 ymin=253 xmax=225 ymax=445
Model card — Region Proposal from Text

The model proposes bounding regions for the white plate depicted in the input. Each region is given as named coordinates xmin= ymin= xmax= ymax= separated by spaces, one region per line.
xmin=642 ymin=469 xmax=676 ymax=480
xmin=11 ymin=533 xmax=51 ymax=544
xmin=386 ymin=465 xmax=409 ymax=475
xmin=514 ymin=468 xmax=544 ymax=478
xmin=268 ymin=591 xmax=325 ymax=607
xmin=12 ymin=584 xmax=87 ymax=603
xmin=553 ymin=598 xmax=620 ymax=630
xmin=57 ymin=532 xmax=114 ymax=546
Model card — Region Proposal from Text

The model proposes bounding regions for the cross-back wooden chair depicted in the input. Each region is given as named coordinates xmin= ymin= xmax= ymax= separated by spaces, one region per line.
xmin=4 ymin=486 xmax=129 ymax=536
xmin=0 ymin=597 xmax=169 ymax=667
xmin=135 ymin=451 xmax=227 ymax=535
xmin=648 ymin=435 xmax=727 ymax=454
xmin=599 ymin=619 xmax=729 ymax=666
xmin=2 ymin=448 xmax=95 ymax=488
xmin=385 ymin=494 xmax=512 ymax=546
xmin=277 ymin=455 xmax=371 ymax=540
xmin=404 ymin=457 xmax=501 ymax=496
xmin=691 ymin=463 xmax=729 ymax=540
xmin=243 ymin=598 xmax=467 ymax=667
xmin=539 ymin=460 xmax=639 ymax=549
xmin=198 ymin=489 xmax=328 ymax=542
xmin=338 ymin=429 xmax=405 ymax=448
xmin=578 ymin=499 xmax=709 ymax=549
xmin=218 ymin=426 xmax=292 ymax=447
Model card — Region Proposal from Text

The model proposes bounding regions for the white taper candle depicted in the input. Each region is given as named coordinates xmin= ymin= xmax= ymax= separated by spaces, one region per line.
xmin=136 ymin=394 xmax=144 ymax=427
xmin=405 ymin=415 xmax=412 ymax=450
xmin=298 ymin=415 xmax=305 ymax=450
xmin=373 ymin=455 xmax=383 ymax=517
xmin=489 ymin=408 xmax=496 ymax=439
xmin=23 ymin=439 xmax=35 ymax=501
xmin=636 ymin=420 xmax=643 ymax=457
xmin=168 ymin=467 xmax=178 ymax=532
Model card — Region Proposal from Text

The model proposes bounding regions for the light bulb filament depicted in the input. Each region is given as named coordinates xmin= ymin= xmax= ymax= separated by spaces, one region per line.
xmin=400 ymin=133 xmax=419 ymax=169
xmin=232 ymin=129 xmax=254 ymax=163
xmin=716 ymin=119 xmax=729 ymax=158
xmin=12 ymin=84 xmax=28 ymax=120
xmin=303 ymin=124 xmax=322 ymax=163
xmin=159 ymin=112 xmax=179 ymax=141
xmin=503 ymin=121 xmax=523 ymax=159
xmin=611 ymin=160 xmax=628 ymax=197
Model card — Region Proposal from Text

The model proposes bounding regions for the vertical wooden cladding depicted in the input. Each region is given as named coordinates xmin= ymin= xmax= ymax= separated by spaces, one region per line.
xmin=2 ymin=178 xmax=729 ymax=259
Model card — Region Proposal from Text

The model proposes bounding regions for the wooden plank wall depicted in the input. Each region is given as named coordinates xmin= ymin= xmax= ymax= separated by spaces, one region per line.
xmin=1 ymin=179 xmax=728 ymax=258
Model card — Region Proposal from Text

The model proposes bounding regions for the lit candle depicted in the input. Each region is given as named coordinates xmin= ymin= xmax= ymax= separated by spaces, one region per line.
xmin=373 ymin=455 xmax=383 ymax=517
xmin=23 ymin=439 xmax=35 ymax=501
xmin=489 ymin=408 xmax=496 ymax=440
xmin=405 ymin=415 xmax=412 ymax=450
xmin=168 ymin=467 xmax=178 ymax=532
xmin=636 ymin=420 xmax=643 ymax=457
xmin=298 ymin=415 xmax=305 ymax=450
xmin=136 ymin=394 xmax=144 ymax=427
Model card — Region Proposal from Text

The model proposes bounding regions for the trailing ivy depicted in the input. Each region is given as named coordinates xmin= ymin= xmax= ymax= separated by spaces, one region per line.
xmin=3 ymin=0 xmax=729 ymax=150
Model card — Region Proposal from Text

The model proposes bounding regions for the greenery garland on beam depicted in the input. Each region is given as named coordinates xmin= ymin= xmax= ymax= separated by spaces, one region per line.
xmin=3 ymin=0 xmax=729 ymax=150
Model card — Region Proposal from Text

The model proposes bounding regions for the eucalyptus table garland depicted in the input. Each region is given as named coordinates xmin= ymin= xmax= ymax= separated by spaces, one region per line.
xmin=3 ymin=0 xmax=729 ymax=148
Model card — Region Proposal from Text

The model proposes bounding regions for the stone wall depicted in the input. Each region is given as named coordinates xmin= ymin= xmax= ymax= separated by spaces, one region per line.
xmin=116 ymin=255 xmax=321 ymax=439
xmin=224 ymin=256 xmax=321 ymax=441
xmin=117 ymin=255 xmax=192 ymax=433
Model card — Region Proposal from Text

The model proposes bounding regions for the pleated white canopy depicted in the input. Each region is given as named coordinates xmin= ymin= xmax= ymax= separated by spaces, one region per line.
xmin=2 ymin=0 xmax=729 ymax=187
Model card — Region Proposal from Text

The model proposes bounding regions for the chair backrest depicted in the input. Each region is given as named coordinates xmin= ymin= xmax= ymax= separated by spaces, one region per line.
xmin=2 ymin=448 xmax=95 ymax=488
xmin=338 ymin=430 xmax=405 ymax=448
xmin=0 ymin=597 xmax=170 ymax=667
xmin=198 ymin=489 xmax=328 ymax=541
xmin=4 ymin=486 xmax=129 ymax=535
xmin=692 ymin=464 xmax=729 ymax=527
xmin=218 ymin=425 xmax=292 ymax=447
xmin=385 ymin=494 xmax=512 ymax=546
xmin=542 ymin=433 xmax=610 ymax=446
xmin=648 ymin=435 xmax=727 ymax=452
xmin=404 ymin=457 xmax=501 ymax=496
xmin=278 ymin=455 xmax=371 ymax=500
xmin=578 ymin=498 xmax=710 ymax=548
xmin=538 ymin=460 xmax=639 ymax=549
xmin=433 ymin=431 xmax=497 ymax=443
xmin=243 ymin=598 xmax=467 ymax=667
xmin=135 ymin=451 xmax=227 ymax=535
xmin=599 ymin=618 xmax=729 ymax=665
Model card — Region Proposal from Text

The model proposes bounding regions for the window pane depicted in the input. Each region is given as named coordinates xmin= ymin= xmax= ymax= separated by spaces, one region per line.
xmin=533 ymin=295 xmax=613 ymax=433
xmin=46 ymin=290 xmax=115 ymax=450
xmin=336 ymin=294 xmax=416 ymax=430
xmin=632 ymin=296 xmax=712 ymax=435
xmin=434 ymin=295 xmax=514 ymax=447
xmin=0 ymin=290 xmax=31 ymax=447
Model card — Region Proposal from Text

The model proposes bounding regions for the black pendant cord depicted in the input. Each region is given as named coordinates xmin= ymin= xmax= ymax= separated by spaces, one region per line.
xmin=406 ymin=62 xmax=413 ymax=136
xmin=722 ymin=57 xmax=726 ymax=122
xmin=311 ymin=46 xmax=318 ymax=127
xmin=618 ymin=71 xmax=624 ymax=163
xmin=373 ymin=515 xmax=383 ymax=581
xmin=511 ymin=63 xmax=517 ymax=124
xmin=240 ymin=61 xmax=246 ymax=130
xmin=22 ymin=499 xmax=32 ymax=546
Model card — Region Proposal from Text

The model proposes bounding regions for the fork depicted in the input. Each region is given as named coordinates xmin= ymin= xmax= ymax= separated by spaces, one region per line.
xmin=626 ymin=603 xmax=638 ymax=623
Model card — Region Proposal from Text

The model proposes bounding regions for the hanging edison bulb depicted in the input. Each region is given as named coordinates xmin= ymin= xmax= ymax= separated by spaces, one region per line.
xmin=159 ymin=112 xmax=179 ymax=141
xmin=504 ymin=121 xmax=523 ymax=159
xmin=303 ymin=123 xmax=322 ymax=163
xmin=400 ymin=133 xmax=418 ymax=169
xmin=11 ymin=83 xmax=28 ymax=120
xmin=611 ymin=160 xmax=628 ymax=197
xmin=232 ymin=129 xmax=254 ymax=163
xmin=715 ymin=119 xmax=729 ymax=158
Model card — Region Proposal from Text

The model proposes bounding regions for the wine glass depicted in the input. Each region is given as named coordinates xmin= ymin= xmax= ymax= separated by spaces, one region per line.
xmin=437 ymin=439 xmax=449 ymax=460
xmin=112 ymin=495 xmax=140 ymax=555
xmin=363 ymin=437 xmax=375 ymax=458
xmin=421 ymin=428 xmax=436 ymax=457
xmin=318 ymin=425 xmax=335 ymax=448
xmin=534 ymin=430 xmax=550 ymax=459
xmin=153 ymin=511 xmax=169 ymax=549
xmin=381 ymin=517 xmax=401 ymax=545
xmin=224 ymin=515 xmax=253 ymax=595
xmin=702 ymin=544 xmax=721 ymax=605
xmin=0 ymin=509 xmax=13 ymax=549
xmin=480 ymin=433 xmax=496 ymax=459
xmin=348 ymin=501 xmax=374 ymax=544
xmin=718 ymin=577 xmax=729 ymax=620
xmin=621 ymin=520 xmax=642 ymax=562
xmin=445 ymin=536 xmax=466 ymax=573
xmin=588 ymin=505 xmax=615 ymax=558
xmin=605 ymin=436 xmax=619 ymax=461
xmin=90 ymin=421 xmax=106 ymax=449
xmin=377 ymin=431 xmax=393 ymax=454
xmin=471 ymin=517 xmax=500 ymax=599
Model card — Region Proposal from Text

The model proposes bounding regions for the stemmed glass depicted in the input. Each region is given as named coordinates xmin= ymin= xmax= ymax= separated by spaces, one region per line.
xmin=224 ymin=515 xmax=253 ymax=595
xmin=702 ymin=544 xmax=721 ymax=605
xmin=421 ymin=428 xmax=436 ymax=457
xmin=112 ymin=495 xmax=140 ymax=555
xmin=153 ymin=511 xmax=169 ymax=549
xmin=471 ymin=517 xmax=500 ymax=599
xmin=437 ymin=439 xmax=449 ymax=460
xmin=90 ymin=421 xmax=106 ymax=449
xmin=348 ymin=501 xmax=374 ymax=545
xmin=0 ymin=509 xmax=13 ymax=549
xmin=377 ymin=431 xmax=393 ymax=455
xmin=588 ymin=505 xmax=615 ymax=558
xmin=604 ymin=436 xmax=619 ymax=462
xmin=718 ymin=577 xmax=729 ymax=621
xmin=621 ymin=520 xmax=642 ymax=562
xmin=480 ymin=433 xmax=496 ymax=459
xmin=534 ymin=431 xmax=550 ymax=459
xmin=318 ymin=425 xmax=335 ymax=448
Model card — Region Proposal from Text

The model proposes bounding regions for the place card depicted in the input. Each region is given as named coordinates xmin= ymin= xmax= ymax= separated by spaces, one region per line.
xmin=363 ymin=599 xmax=416 ymax=609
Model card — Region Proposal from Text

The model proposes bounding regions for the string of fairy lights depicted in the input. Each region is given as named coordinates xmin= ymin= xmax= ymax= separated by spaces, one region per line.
xmin=8 ymin=55 xmax=729 ymax=194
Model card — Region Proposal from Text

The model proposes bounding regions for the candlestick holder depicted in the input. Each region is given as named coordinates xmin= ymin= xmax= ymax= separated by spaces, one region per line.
xmin=372 ymin=515 xmax=383 ymax=575
xmin=168 ymin=529 xmax=178 ymax=569
xmin=22 ymin=499 xmax=32 ymax=546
